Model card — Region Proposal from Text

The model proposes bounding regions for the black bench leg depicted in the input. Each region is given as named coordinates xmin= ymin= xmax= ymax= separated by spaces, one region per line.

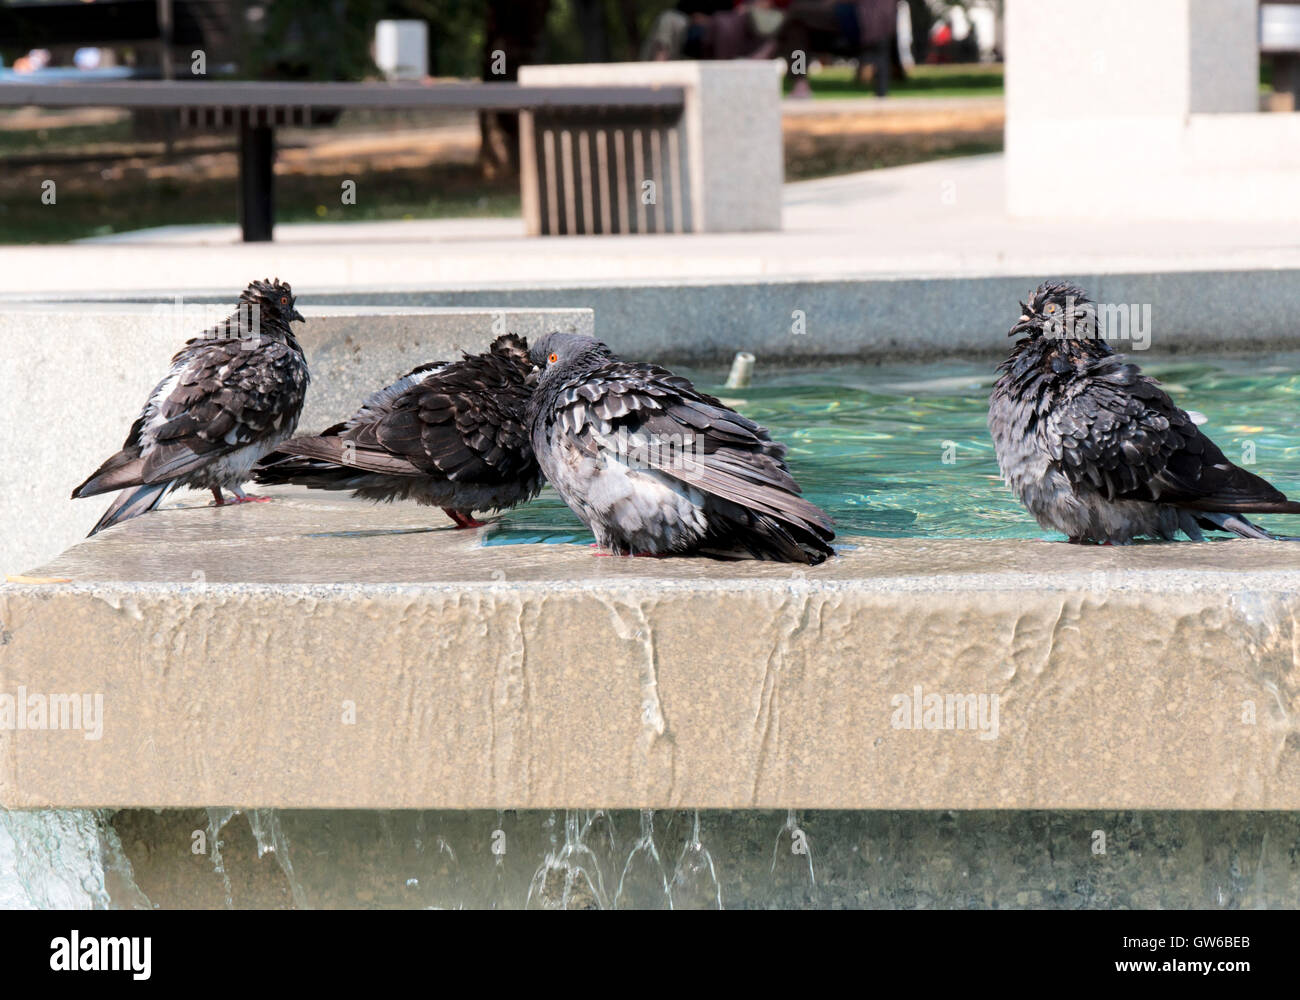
xmin=238 ymin=122 xmax=275 ymax=242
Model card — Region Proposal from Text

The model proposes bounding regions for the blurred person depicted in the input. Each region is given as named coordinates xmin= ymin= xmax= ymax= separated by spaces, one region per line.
xmin=13 ymin=48 xmax=51 ymax=74
xmin=645 ymin=1 xmax=788 ymax=61
xmin=774 ymin=1 xmax=896 ymax=97
xmin=926 ymin=2 xmax=981 ymax=63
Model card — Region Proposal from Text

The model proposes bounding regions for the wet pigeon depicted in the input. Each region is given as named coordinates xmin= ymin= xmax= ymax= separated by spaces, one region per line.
xmin=989 ymin=280 xmax=1300 ymax=543
xmin=72 ymin=278 xmax=310 ymax=536
xmin=254 ymin=334 xmax=542 ymax=528
xmin=526 ymin=333 xmax=834 ymax=562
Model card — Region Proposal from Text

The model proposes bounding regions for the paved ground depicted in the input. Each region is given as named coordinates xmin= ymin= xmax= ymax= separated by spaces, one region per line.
xmin=3 ymin=151 xmax=1297 ymax=298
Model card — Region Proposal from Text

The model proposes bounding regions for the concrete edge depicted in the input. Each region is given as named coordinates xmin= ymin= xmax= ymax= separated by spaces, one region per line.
xmin=8 ymin=268 xmax=1299 ymax=363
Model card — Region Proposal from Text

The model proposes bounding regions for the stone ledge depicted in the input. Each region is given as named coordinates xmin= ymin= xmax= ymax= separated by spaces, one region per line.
xmin=38 ymin=268 xmax=1300 ymax=366
xmin=1 ymin=491 xmax=1297 ymax=811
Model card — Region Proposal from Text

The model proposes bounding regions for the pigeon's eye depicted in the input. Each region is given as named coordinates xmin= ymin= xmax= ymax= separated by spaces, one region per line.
xmin=548 ymin=352 xmax=558 ymax=365
xmin=1045 ymin=303 xmax=1057 ymax=313
xmin=280 ymin=296 xmax=289 ymax=305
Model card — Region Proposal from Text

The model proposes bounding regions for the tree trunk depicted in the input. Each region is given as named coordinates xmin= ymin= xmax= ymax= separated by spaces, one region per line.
xmin=573 ymin=0 xmax=610 ymax=63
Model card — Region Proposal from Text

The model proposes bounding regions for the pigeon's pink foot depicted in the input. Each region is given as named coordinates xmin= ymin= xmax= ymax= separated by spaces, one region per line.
xmin=213 ymin=487 xmax=271 ymax=506
xmin=444 ymin=509 xmax=487 ymax=529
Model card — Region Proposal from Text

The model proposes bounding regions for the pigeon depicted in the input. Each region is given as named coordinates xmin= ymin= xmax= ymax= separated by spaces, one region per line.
xmin=526 ymin=333 xmax=835 ymax=562
xmin=72 ymin=278 xmax=310 ymax=536
xmin=988 ymin=279 xmax=1300 ymax=544
xmin=253 ymin=334 xmax=542 ymax=528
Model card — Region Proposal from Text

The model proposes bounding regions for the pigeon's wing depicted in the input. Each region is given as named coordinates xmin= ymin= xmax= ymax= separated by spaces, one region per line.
xmin=138 ymin=338 xmax=309 ymax=483
xmin=73 ymin=355 xmax=197 ymax=498
xmin=555 ymin=362 xmax=834 ymax=544
xmin=366 ymin=352 xmax=536 ymax=485
xmin=260 ymin=362 xmax=453 ymax=479
xmin=1048 ymin=356 xmax=1298 ymax=512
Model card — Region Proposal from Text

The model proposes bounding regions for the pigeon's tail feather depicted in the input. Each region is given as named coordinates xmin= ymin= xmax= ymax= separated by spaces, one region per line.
xmin=666 ymin=453 xmax=835 ymax=564
xmin=72 ymin=452 xmax=144 ymax=499
xmin=700 ymin=504 xmax=835 ymax=565
xmin=1245 ymin=499 xmax=1300 ymax=515
xmin=256 ymin=437 xmax=422 ymax=482
xmin=254 ymin=451 xmax=389 ymax=492
xmin=1186 ymin=497 xmax=1300 ymax=515
xmin=253 ymin=449 xmax=348 ymax=489
xmin=1194 ymin=510 xmax=1286 ymax=541
xmin=88 ymin=481 xmax=177 ymax=537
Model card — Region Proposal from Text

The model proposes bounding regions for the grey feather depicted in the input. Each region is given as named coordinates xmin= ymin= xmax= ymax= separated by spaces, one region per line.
xmin=88 ymin=482 xmax=178 ymax=537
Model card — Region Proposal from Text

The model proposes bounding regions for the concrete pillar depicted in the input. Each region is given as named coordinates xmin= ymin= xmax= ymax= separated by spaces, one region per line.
xmin=1007 ymin=0 xmax=1257 ymax=118
xmin=1005 ymin=0 xmax=1300 ymax=222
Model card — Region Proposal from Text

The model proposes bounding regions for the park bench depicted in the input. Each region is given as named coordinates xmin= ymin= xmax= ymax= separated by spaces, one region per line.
xmin=0 ymin=79 xmax=687 ymax=241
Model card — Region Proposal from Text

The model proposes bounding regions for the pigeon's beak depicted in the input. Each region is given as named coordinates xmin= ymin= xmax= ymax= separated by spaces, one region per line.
xmin=290 ymin=308 xmax=306 ymax=323
xmin=1008 ymin=313 xmax=1037 ymax=337
xmin=525 ymin=366 xmax=540 ymax=387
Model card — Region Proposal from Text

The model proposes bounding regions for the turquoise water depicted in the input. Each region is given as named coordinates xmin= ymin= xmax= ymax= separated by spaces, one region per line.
xmin=485 ymin=354 xmax=1300 ymax=544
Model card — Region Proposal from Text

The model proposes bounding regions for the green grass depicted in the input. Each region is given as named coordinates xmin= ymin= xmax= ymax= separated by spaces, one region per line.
xmin=0 ymin=119 xmax=137 ymax=156
xmin=786 ymin=136 xmax=1003 ymax=182
xmin=0 ymin=163 xmax=520 ymax=244
xmin=789 ymin=57 xmax=1282 ymax=99
xmin=784 ymin=62 xmax=1004 ymax=99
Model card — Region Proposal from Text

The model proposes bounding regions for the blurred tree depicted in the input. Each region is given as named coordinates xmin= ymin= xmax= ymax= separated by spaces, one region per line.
xmin=478 ymin=0 xmax=552 ymax=180
xmin=546 ymin=0 xmax=664 ymax=64
xmin=572 ymin=0 xmax=611 ymax=61
xmin=389 ymin=0 xmax=485 ymax=77
xmin=246 ymin=0 xmax=382 ymax=80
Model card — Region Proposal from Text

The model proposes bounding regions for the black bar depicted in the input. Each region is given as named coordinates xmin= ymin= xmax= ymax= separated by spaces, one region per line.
xmin=237 ymin=121 xmax=274 ymax=243
xmin=0 ymin=908 xmax=1291 ymax=985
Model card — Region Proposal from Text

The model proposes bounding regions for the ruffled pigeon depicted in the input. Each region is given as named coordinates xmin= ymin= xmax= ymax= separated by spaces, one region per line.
xmin=72 ymin=278 xmax=310 ymax=536
xmin=254 ymin=334 xmax=542 ymax=528
xmin=526 ymin=333 xmax=834 ymax=562
xmin=989 ymin=280 xmax=1300 ymax=543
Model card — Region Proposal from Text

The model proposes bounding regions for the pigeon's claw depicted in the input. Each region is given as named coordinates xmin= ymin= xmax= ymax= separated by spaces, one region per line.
xmin=443 ymin=509 xmax=487 ymax=529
